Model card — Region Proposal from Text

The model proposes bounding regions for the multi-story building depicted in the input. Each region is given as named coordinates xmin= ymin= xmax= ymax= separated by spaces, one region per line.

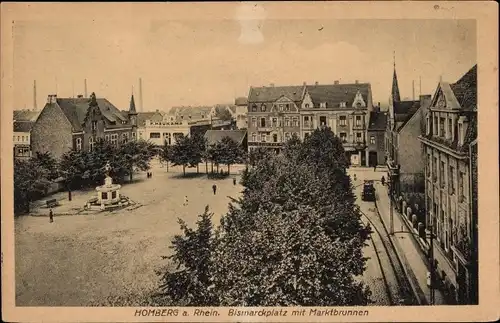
xmin=418 ymin=64 xmax=477 ymax=304
xmin=247 ymin=81 xmax=374 ymax=165
xmin=366 ymin=106 xmax=388 ymax=166
xmin=13 ymin=109 xmax=40 ymax=159
xmin=31 ymin=93 xmax=136 ymax=159
xmin=232 ymin=97 xmax=249 ymax=129
xmin=385 ymin=60 xmax=432 ymax=194
xmin=166 ymin=106 xmax=217 ymax=122
xmin=247 ymin=84 xmax=304 ymax=154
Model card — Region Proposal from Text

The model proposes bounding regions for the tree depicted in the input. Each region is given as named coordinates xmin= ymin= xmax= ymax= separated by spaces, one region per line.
xmin=214 ymin=106 xmax=234 ymax=122
xmin=157 ymin=206 xmax=217 ymax=305
xmin=59 ymin=150 xmax=85 ymax=201
xmin=119 ymin=140 xmax=156 ymax=181
xmin=217 ymin=136 xmax=244 ymax=174
xmin=32 ymin=151 xmax=59 ymax=181
xmin=168 ymin=134 xmax=192 ymax=176
xmin=248 ymin=147 xmax=272 ymax=167
xmin=188 ymin=134 xmax=206 ymax=174
xmin=14 ymin=158 xmax=51 ymax=214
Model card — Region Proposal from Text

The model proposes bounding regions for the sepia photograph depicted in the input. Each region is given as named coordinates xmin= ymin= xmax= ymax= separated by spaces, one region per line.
xmin=1 ymin=2 xmax=498 ymax=322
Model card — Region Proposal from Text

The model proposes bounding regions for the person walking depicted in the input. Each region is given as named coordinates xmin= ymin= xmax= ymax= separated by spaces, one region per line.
xmin=232 ymin=177 xmax=237 ymax=186
xmin=212 ymin=184 xmax=217 ymax=195
xmin=353 ymin=174 xmax=357 ymax=182
xmin=381 ymin=175 xmax=386 ymax=186
xmin=183 ymin=195 xmax=189 ymax=206
xmin=374 ymin=165 xmax=377 ymax=172
xmin=49 ymin=208 xmax=54 ymax=223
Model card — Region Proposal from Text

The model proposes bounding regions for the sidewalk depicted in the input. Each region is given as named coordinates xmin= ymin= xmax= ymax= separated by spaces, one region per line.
xmin=374 ymin=182 xmax=446 ymax=305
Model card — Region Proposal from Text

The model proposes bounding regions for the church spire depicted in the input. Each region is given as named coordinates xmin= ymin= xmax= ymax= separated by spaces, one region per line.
xmin=391 ymin=51 xmax=401 ymax=103
xmin=129 ymin=94 xmax=137 ymax=115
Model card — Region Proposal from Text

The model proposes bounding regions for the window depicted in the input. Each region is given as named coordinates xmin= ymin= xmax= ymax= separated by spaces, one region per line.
xmin=433 ymin=157 xmax=438 ymax=182
xmin=304 ymin=116 xmax=310 ymax=127
xmin=356 ymin=116 xmax=362 ymax=126
xmin=122 ymin=133 xmax=128 ymax=143
xmin=105 ymin=134 xmax=110 ymax=142
xmin=340 ymin=102 xmax=347 ymax=108
xmin=448 ymin=118 xmax=453 ymax=139
xmin=285 ymin=104 xmax=290 ymax=111
xmin=91 ymin=121 xmax=97 ymax=131
xmin=427 ymin=154 xmax=431 ymax=178
xmin=111 ymin=134 xmax=118 ymax=146
xmin=356 ymin=132 xmax=363 ymax=143
xmin=339 ymin=116 xmax=347 ymax=126
xmin=449 ymin=166 xmax=456 ymax=194
xmin=251 ymin=133 xmax=256 ymax=142
xmin=370 ymin=136 xmax=375 ymax=144
xmin=439 ymin=117 xmax=445 ymax=137
xmin=458 ymin=123 xmax=463 ymax=144
xmin=320 ymin=116 xmax=327 ymax=126
xmin=458 ymin=171 xmax=465 ymax=202
xmin=260 ymin=104 xmax=266 ymax=112
xmin=150 ymin=132 xmax=161 ymax=139
xmin=165 ymin=133 xmax=171 ymax=145
xmin=320 ymin=102 xmax=327 ymax=108
xmin=251 ymin=104 xmax=257 ymax=112
xmin=89 ymin=136 xmax=95 ymax=152
xmin=17 ymin=136 xmax=20 ymax=141
xmin=76 ymin=138 xmax=82 ymax=151
xmin=278 ymin=104 xmax=283 ymax=112
xmin=440 ymin=161 xmax=445 ymax=188
xmin=273 ymin=134 xmax=278 ymax=142
xmin=285 ymin=118 xmax=290 ymax=127
xmin=292 ymin=117 xmax=298 ymax=127
xmin=285 ymin=132 xmax=290 ymax=141
xmin=102 ymin=192 xmax=108 ymax=200
xmin=252 ymin=117 xmax=257 ymax=127
xmin=340 ymin=132 xmax=347 ymax=142
xmin=261 ymin=133 xmax=266 ymax=142
xmin=131 ymin=132 xmax=136 ymax=140
xmin=305 ymin=104 xmax=310 ymax=109
xmin=272 ymin=118 xmax=277 ymax=127
xmin=426 ymin=115 xmax=431 ymax=135
xmin=112 ymin=191 xmax=117 ymax=199
xmin=260 ymin=118 xmax=266 ymax=127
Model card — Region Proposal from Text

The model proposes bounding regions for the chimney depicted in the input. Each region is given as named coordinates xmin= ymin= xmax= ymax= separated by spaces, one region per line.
xmin=84 ymin=79 xmax=88 ymax=98
xmin=334 ymin=80 xmax=339 ymax=85
xmin=139 ymin=78 xmax=143 ymax=112
xmin=355 ymin=80 xmax=359 ymax=84
xmin=315 ymin=81 xmax=319 ymax=85
xmin=412 ymin=80 xmax=415 ymax=100
xmin=270 ymin=83 xmax=275 ymax=87
xmin=33 ymin=80 xmax=37 ymax=110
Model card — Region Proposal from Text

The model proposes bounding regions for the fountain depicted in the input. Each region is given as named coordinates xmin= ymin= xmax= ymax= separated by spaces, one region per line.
xmin=85 ymin=161 xmax=131 ymax=211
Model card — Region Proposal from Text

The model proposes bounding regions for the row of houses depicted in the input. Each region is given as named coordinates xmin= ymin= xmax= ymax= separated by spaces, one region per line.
xmin=385 ymin=64 xmax=478 ymax=305
xmin=13 ymin=94 xmax=247 ymax=160
xmin=245 ymin=81 xmax=388 ymax=166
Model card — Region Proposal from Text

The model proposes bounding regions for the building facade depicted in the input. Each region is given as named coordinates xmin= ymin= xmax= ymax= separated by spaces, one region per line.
xmin=233 ymin=97 xmax=249 ymax=129
xmin=13 ymin=110 xmax=40 ymax=160
xmin=246 ymin=81 xmax=374 ymax=165
xmin=366 ymin=108 xmax=388 ymax=166
xmin=31 ymin=93 xmax=135 ymax=159
xmin=418 ymin=65 xmax=477 ymax=304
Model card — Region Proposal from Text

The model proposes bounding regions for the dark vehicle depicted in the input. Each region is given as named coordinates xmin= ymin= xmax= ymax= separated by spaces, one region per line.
xmin=361 ymin=180 xmax=376 ymax=201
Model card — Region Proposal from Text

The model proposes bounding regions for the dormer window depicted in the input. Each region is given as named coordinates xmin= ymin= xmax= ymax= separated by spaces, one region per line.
xmin=305 ymin=104 xmax=310 ymax=109
xmin=320 ymin=102 xmax=327 ymax=109
xmin=340 ymin=102 xmax=347 ymax=108
xmin=285 ymin=104 xmax=290 ymax=111
xmin=251 ymin=104 xmax=257 ymax=112
xmin=91 ymin=121 xmax=97 ymax=131
xmin=260 ymin=104 xmax=266 ymax=112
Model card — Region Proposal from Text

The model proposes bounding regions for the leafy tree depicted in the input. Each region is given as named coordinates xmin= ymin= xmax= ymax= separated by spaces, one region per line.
xmin=59 ymin=149 xmax=86 ymax=201
xmin=14 ymin=158 xmax=51 ymax=214
xmin=32 ymin=151 xmax=59 ymax=181
xmin=216 ymin=136 xmax=244 ymax=174
xmin=118 ymin=140 xmax=156 ymax=181
xmin=248 ymin=147 xmax=272 ymax=167
xmin=168 ymin=134 xmax=192 ymax=176
xmin=157 ymin=206 xmax=217 ymax=305
xmin=188 ymin=134 xmax=206 ymax=174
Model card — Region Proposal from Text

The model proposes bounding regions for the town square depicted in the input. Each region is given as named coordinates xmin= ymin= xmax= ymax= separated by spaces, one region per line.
xmin=7 ymin=6 xmax=482 ymax=310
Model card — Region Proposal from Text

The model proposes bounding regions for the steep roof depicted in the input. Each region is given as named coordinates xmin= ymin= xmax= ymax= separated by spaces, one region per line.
xmin=204 ymin=129 xmax=247 ymax=146
xmin=169 ymin=106 xmax=214 ymax=120
xmin=450 ymin=64 xmax=477 ymax=112
xmin=306 ymin=83 xmax=371 ymax=108
xmin=137 ymin=111 xmax=162 ymax=127
xmin=235 ymin=97 xmax=248 ymax=106
xmin=13 ymin=110 xmax=40 ymax=122
xmin=248 ymin=85 xmax=305 ymax=103
xmin=367 ymin=111 xmax=388 ymax=131
xmin=13 ymin=120 xmax=34 ymax=132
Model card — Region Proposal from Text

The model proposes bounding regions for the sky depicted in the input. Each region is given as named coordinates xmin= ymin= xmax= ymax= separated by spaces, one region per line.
xmin=12 ymin=8 xmax=476 ymax=112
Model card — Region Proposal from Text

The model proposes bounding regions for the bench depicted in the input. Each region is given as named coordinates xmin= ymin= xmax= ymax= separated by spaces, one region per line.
xmin=46 ymin=199 xmax=58 ymax=208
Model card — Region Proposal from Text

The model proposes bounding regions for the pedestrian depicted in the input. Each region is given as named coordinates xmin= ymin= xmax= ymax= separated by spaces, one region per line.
xmin=150 ymin=172 xmax=153 ymax=178
xmin=183 ymin=195 xmax=188 ymax=206
xmin=49 ymin=208 xmax=54 ymax=223
xmin=232 ymin=177 xmax=236 ymax=185
xmin=353 ymin=174 xmax=357 ymax=182
xmin=374 ymin=165 xmax=377 ymax=172
xmin=212 ymin=184 xmax=217 ymax=195
xmin=381 ymin=176 xmax=385 ymax=186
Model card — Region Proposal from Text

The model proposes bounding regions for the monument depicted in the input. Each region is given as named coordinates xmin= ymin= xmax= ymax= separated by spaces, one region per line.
xmin=85 ymin=161 xmax=131 ymax=211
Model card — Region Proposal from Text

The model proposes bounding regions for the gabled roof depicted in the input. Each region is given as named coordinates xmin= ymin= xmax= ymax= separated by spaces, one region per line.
xmin=394 ymin=100 xmax=421 ymax=131
xmin=305 ymin=83 xmax=371 ymax=109
xmin=137 ymin=111 xmax=163 ymax=127
xmin=367 ymin=111 xmax=388 ymax=131
xmin=248 ymin=85 xmax=305 ymax=103
xmin=204 ymin=130 xmax=247 ymax=146
xmin=13 ymin=120 xmax=34 ymax=132
xmin=235 ymin=97 xmax=248 ymax=106
xmin=13 ymin=110 xmax=40 ymax=122
xmin=450 ymin=64 xmax=477 ymax=112
xmin=168 ymin=106 xmax=214 ymax=120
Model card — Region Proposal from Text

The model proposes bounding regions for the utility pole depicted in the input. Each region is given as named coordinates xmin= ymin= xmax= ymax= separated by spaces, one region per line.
xmin=429 ymin=222 xmax=435 ymax=305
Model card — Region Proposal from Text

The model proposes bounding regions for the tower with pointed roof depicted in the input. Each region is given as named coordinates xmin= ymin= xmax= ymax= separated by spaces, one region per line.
xmin=128 ymin=94 xmax=138 ymax=128
xmin=391 ymin=52 xmax=401 ymax=103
